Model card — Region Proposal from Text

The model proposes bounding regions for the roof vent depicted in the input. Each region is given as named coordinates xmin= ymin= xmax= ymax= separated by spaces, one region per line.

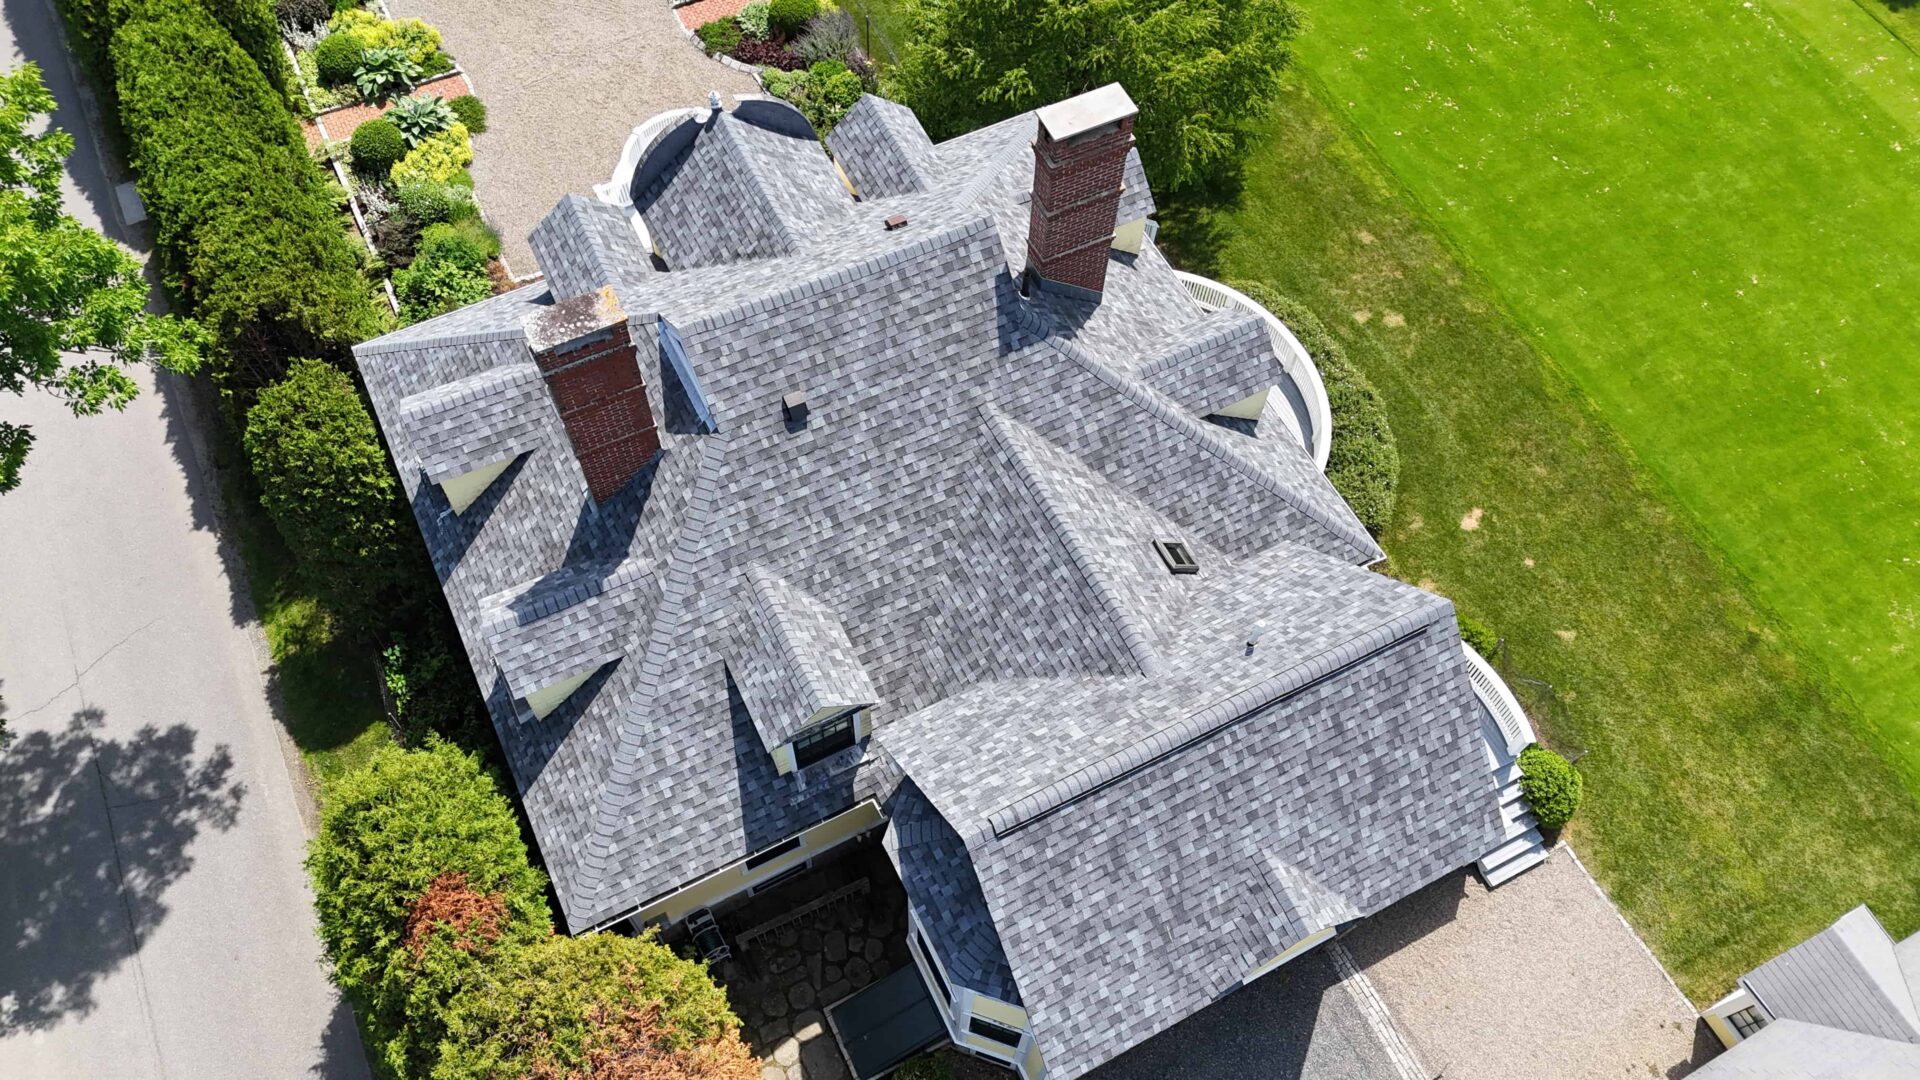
xmin=1153 ymin=539 xmax=1199 ymax=575
xmin=782 ymin=390 xmax=809 ymax=426
xmin=884 ymin=213 xmax=908 ymax=231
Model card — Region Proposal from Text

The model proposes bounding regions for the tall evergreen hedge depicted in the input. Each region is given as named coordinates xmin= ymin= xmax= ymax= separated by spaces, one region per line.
xmin=55 ymin=0 xmax=289 ymax=107
xmin=111 ymin=2 xmax=380 ymax=369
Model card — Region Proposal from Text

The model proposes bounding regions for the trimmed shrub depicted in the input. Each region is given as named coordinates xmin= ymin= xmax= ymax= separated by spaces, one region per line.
xmin=307 ymin=741 xmax=552 ymax=1079
xmin=388 ymin=93 xmax=455 ymax=146
xmin=417 ymin=218 xmax=499 ymax=272
xmin=435 ymin=933 xmax=755 ymax=1080
xmin=349 ymin=116 xmax=405 ymax=174
xmin=767 ymin=0 xmax=818 ymax=38
xmin=697 ymin=16 xmax=743 ymax=55
xmin=244 ymin=360 xmax=407 ymax=622
xmin=55 ymin=0 xmax=291 ymax=112
xmin=395 ymin=256 xmax=491 ymax=324
xmin=391 ymin=121 xmax=472 ymax=187
xmin=312 ymin=31 xmax=362 ymax=85
xmin=735 ymin=1 xmax=770 ymax=39
xmin=1457 ymin=612 xmax=1498 ymax=660
xmin=799 ymin=58 xmax=862 ymax=134
xmin=396 ymin=177 xmax=479 ymax=225
xmin=112 ymin=4 xmax=380 ymax=369
xmin=446 ymin=93 xmax=487 ymax=134
xmin=1225 ymin=280 xmax=1400 ymax=535
xmin=1517 ymin=745 xmax=1583 ymax=829
xmin=329 ymin=8 xmax=443 ymax=67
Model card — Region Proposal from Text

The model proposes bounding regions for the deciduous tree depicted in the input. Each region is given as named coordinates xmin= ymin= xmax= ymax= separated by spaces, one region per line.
xmin=886 ymin=0 xmax=1297 ymax=192
xmin=0 ymin=63 xmax=202 ymax=493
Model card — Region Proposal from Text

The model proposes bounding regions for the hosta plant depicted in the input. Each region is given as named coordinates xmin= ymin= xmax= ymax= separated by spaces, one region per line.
xmin=353 ymin=46 xmax=419 ymax=100
xmin=387 ymin=94 xmax=455 ymax=146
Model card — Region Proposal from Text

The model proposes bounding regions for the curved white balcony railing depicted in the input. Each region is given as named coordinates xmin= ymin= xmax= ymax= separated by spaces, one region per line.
xmin=1174 ymin=271 xmax=1333 ymax=472
xmin=593 ymin=106 xmax=707 ymax=254
xmin=1462 ymin=644 xmax=1536 ymax=757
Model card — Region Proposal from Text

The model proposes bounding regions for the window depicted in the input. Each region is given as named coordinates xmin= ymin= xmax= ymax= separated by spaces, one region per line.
xmin=914 ymin=930 xmax=951 ymax=1004
xmin=1728 ymin=1005 xmax=1768 ymax=1040
xmin=1152 ymin=539 xmax=1199 ymax=575
xmin=968 ymin=1016 xmax=1023 ymax=1049
xmin=792 ymin=711 xmax=857 ymax=768
xmin=743 ymin=836 xmax=802 ymax=870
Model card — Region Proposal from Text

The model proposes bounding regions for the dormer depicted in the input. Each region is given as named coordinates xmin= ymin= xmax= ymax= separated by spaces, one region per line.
xmin=481 ymin=557 xmax=655 ymax=721
xmin=731 ymin=567 xmax=877 ymax=773
xmin=396 ymin=363 xmax=551 ymax=514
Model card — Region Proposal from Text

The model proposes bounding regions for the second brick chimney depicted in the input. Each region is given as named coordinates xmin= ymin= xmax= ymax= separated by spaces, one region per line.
xmin=1025 ymin=83 xmax=1139 ymax=299
xmin=523 ymin=287 xmax=660 ymax=503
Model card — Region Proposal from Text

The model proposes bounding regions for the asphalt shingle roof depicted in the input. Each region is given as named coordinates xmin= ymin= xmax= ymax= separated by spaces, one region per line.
xmin=354 ymin=90 xmax=1502 ymax=1080
xmin=1743 ymin=905 xmax=1920 ymax=1044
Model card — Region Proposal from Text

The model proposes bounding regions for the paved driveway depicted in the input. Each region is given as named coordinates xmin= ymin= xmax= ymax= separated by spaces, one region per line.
xmin=0 ymin=3 xmax=368 ymax=1076
xmin=388 ymin=0 xmax=755 ymax=277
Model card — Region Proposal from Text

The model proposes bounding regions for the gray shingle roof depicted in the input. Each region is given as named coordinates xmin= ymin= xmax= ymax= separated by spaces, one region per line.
xmin=396 ymin=362 xmax=550 ymax=485
xmin=1691 ymin=1020 xmax=1920 ymax=1079
xmin=528 ymin=194 xmax=655 ymax=301
xmin=826 ymin=95 xmax=935 ymax=198
xmin=1743 ymin=905 xmax=1920 ymax=1044
xmin=353 ymin=91 xmax=1501 ymax=1080
xmin=883 ymin=780 xmax=1021 ymax=1004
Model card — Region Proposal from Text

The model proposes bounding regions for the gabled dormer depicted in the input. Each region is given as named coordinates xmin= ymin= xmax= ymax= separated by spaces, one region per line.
xmin=480 ymin=556 xmax=655 ymax=720
xmin=732 ymin=566 xmax=877 ymax=773
xmin=396 ymin=363 xmax=551 ymax=514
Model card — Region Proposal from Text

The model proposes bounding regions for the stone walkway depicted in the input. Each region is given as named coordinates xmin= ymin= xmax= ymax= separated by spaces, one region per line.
xmin=705 ymin=847 xmax=918 ymax=1080
xmin=1337 ymin=850 xmax=1721 ymax=1080
xmin=385 ymin=0 xmax=754 ymax=277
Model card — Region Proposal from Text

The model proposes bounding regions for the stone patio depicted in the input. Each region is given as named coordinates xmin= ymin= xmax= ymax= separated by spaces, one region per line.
xmin=699 ymin=844 xmax=924 ymax=1080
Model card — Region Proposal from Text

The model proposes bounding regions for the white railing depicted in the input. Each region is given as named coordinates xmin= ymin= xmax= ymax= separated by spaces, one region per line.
xmin=1462 ymin=644 xmax=1535 ymax=757
xmin=593 ymin=106 xmax=708 ymax=253
xmin=1174 ymin=271 xmax=1333 ymax=471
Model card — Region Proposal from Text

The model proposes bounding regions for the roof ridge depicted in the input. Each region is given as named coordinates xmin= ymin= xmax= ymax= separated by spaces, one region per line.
xmin=678 ymin=212 xmax=1002 ymax=338
xmin=978 ymin=605 xmax=1441 ymax=842
xmin=1131 ymin=309 xmax=1267 ymax=381
xmin=572 ymin=433 xmax=736 ymax=919
xmin=980 ymin=408 xmax=1163 ymax=678
xmin=1015 ymin=309 xmax=1382 ymax=564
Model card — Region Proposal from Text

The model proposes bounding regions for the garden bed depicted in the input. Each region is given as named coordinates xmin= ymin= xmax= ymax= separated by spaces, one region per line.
xmin=684 ymin=0 xmax=877 ymax=134
xmin=276 ymin=0 xmax=505 ymax=322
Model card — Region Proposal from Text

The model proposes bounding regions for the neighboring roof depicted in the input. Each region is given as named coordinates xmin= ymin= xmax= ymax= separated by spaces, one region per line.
xmin=1691 ymin=1020 xmax=1920 ymax=1079
xmin=354 ymin=89 xmax=1500 ymax=1080
xmin=1743 ymin=905 xmax=1920 ymax=1043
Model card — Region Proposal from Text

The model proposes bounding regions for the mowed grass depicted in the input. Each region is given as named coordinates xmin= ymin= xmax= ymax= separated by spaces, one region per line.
xmin=1291 ymin=0 xmax=1920 ymax=788
xmin=1159 ymin=78 xmax=1920 ymax=998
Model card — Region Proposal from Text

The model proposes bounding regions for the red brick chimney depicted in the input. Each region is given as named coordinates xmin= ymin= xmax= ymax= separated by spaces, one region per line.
xmin=523 ymin=287 xmax=659 ymax=503
xmin=1025 ymin=83 xmax=1139 ymax=298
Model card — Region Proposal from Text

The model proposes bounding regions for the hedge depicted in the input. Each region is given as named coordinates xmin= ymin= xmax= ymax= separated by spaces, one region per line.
xmin=307 ymin=741 xmax=553 ymax=1079
xmin=111 ymin=3 xmax=381 ymax=369
xmin=243 ymin=359 xmax=408 ymax=627
xmin=435 ymin=933 xmax=756 ymax=1080
xmin=1225 ymin=280 xmax=1400 ymax=535
xmin=55 ymin=0 xmax=288 ymax=106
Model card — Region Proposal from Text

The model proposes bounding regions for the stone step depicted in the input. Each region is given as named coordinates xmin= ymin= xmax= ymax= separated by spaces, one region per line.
xmin=1481 ymin=837 xmax=1550 ymax=888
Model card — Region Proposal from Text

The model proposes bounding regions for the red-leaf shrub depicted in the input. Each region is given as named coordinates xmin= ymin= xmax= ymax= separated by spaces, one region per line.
xmin=731 ymin=37 xmax=805 ymax=70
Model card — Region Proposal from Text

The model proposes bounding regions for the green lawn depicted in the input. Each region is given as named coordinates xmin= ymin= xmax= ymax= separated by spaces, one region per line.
xmin=1159 ymin=77 xmax=1920 ymax=999
xmin=1290 ymin=0 xmax=1920 ymax=789
xmin=212 ymin=431 xmax=391 ymax=788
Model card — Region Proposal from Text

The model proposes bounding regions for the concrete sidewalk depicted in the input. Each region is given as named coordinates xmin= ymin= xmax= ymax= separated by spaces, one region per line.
xmin=0 ymin=2 xmax=369 ymax=1076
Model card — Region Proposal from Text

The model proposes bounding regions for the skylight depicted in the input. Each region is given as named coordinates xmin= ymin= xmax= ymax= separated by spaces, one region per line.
xmin=1153 ymin=539 xmax=1199 ymax=575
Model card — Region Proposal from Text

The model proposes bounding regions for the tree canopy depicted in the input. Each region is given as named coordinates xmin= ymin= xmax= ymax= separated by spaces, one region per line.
xmin=0 ymin=63 xmax=203 ymax=493
xmin=885 ymin=0 xmax=1298 ymax=192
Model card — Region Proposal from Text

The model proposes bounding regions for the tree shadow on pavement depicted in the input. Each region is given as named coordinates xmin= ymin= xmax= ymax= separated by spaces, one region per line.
xmin=0 ymin=708 xmax=245 ymax=1035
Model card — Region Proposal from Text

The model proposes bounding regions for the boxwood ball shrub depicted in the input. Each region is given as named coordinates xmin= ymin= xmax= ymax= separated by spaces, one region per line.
xmin=768 ymin=0 xmax=819 ymax=38
xmin=307 ymin=740 xmax=552 ymax=1079
xmin=1518 ymin=745 xmax=1583 ymax=829
xmin=446 ymin=93 xmax=487 ymax=134
xmin=698 ymin=16 xmax=743 ymax=55
xmin=313 ymin=31 xmax=362 ymax=85
xmin=349 ymin=117 xmax=405 ymax=174
xmin=1226 ymin=280 xmax=1400 ymax=535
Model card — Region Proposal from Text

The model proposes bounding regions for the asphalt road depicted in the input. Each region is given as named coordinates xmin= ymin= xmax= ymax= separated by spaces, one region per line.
xmin=0 ymin=3 xmax=370 ymax=1076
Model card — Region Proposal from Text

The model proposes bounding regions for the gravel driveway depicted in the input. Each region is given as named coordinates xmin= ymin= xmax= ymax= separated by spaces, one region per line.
xmin=1339 ymin=850 xmax=1720 ymax=1080
xmin=387 ymin=0 xmax=754 ymax=277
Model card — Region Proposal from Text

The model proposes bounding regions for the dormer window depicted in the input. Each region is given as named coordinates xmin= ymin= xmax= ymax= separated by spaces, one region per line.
xmin=1153 ymin=539 xmax=1199 ymax=575
xmin=793 ymin=709 xmax=858 ymax=768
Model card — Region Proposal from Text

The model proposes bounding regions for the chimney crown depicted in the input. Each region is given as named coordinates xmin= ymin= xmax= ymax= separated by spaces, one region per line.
xmin=1034 ymin=83 xmax=1138 ymax=143
xmin=1025 ymin=84 xmax=1138 ymax=299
